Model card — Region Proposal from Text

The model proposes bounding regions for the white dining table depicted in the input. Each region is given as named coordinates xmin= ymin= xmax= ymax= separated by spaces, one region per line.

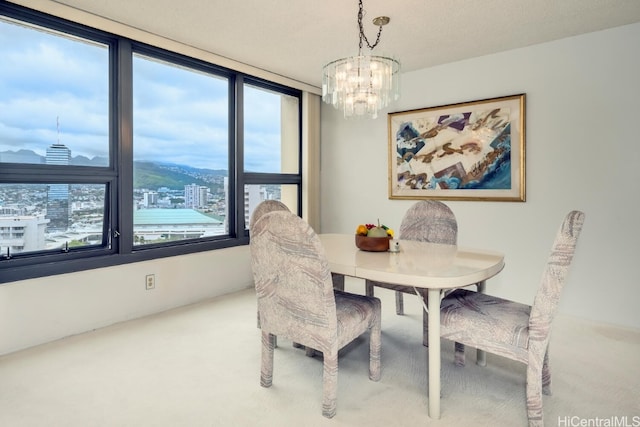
xmin=318 ymin=233 xmax=505 ymax=419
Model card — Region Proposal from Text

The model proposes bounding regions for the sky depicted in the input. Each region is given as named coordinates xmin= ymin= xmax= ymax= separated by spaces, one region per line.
xmin=0 ymin=16 xmax=288 ymax=172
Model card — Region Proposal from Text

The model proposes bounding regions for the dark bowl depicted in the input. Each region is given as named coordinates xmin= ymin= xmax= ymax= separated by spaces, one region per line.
xmin=355 ymin=234 xmax=391 ymax=252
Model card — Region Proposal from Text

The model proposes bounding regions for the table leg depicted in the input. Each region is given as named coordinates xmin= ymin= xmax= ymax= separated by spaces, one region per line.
xmin=476 ymin=280 xmax=487 ymax=366
xmin=427 ymin=288 xmax=441 ymax=419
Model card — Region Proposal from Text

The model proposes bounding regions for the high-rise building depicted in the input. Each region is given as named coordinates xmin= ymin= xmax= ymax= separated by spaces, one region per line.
xmin=143 ymin=191 xmax=158 ymax=207
xmin=198 ymin=186 xmax=208 ymax=208
xmin=222 ymin=177 xmax=269 ymax=232
xmin=0 ymin=209 xmax=49 ymax=255
xmin=45 ymin=143 xmax=71 ymax=166
xmin=46 ymin=143 xmax=71 ymax=231
xmin=244 ymin=184 xmax=265 ymax=227
xmin=184 ymin=184 xmax=208 ymax=209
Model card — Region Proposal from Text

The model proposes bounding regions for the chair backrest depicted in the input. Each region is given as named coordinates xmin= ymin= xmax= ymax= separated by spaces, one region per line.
xmin=529 ymin=210 xmax=585 ymax=349
xmin=249 ymin=200 xmax=290 ymax=233
xmin=250 ymin=210 xmax=337 ymax=352
xmin=398 ymin=200 xmax=458 ymax=244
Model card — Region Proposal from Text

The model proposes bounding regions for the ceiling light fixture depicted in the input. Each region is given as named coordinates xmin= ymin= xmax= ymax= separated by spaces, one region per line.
xmin=322 ymin=0 xmax=400 ymax=119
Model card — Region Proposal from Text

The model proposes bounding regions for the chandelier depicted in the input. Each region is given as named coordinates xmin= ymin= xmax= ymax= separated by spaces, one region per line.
xmin=322 ymin=0 xmax=400 ymax=119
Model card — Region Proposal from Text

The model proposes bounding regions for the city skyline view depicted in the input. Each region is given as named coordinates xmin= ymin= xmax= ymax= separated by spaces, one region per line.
xmin=1 ymin=14 xmax=298 ymax=258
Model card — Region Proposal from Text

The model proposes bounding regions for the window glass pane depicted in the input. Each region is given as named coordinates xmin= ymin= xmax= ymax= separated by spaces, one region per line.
xmin=0 ymin=183 xmax=107 ymax=256
xmin=132 ymin=54 xmax=229 ymax=245
xmin=244 ymin=184 xmax=298 ymax=229
xmin=0 ymin=18 xmax=109 ymax=165
xmin=244 ymin=84 xmax=299 ymax=174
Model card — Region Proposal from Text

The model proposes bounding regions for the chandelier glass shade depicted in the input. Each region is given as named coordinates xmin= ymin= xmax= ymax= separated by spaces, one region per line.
xmin=322 ymin=54 xmax=400 ymax=119
xmin=322 ymin=0 xmax=400 ymax=119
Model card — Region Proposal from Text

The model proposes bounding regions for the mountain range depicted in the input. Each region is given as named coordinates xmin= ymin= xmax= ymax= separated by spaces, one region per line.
xmin=0 ymin=149 xmax=227 ymax=190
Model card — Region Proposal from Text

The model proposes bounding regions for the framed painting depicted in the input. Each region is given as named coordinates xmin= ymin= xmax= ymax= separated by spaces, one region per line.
xmin=388 ymin=94 xmax=525 ymax=201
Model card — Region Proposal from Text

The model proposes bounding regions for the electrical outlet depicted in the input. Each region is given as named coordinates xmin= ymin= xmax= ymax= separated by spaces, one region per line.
xmin=145 ymin=274 xmax=155 ymax=290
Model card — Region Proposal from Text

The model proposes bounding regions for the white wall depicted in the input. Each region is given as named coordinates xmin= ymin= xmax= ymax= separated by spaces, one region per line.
xmin=320 ymin=23 xmax=640 ymax=330
xmin=0 ymin=247 xmax=253 ymax=355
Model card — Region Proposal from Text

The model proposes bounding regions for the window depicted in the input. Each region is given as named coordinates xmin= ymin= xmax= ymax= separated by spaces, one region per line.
xmin=0 ymin=8 xmax=115 ymax=275
xmin=0 ymin=4 xmax=302 ymax=283
xmin=132 ymin=51 xmax=229 ymax=245
xmin=243 ymin=83 xmax=301 ymax=227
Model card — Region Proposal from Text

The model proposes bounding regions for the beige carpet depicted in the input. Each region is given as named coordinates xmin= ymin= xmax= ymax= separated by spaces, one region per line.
xmin=1 ymin=281 xmax=638 ymax=427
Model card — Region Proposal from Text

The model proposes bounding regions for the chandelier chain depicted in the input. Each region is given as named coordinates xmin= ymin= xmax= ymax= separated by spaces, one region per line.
xmin=357 ymin=0 xmax=383 ymax=53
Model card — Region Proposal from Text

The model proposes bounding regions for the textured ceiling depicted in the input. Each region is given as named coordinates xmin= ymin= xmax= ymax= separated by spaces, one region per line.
xmin=41 ymin=0 xmax=640 ymax=88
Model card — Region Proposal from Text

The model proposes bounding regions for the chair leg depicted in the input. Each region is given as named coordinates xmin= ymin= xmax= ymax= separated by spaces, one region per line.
xmin=332 ymin=273 xmax=345 ymax=291
xmin=258 ymin=311 xmax=277 ymax=347
xmin=542 ymin=347 xmax=552 ymax=395
xmin=260 ymin=331 xmax=275 ymax=388
xmin=454 ymin=342 xmax=466 ymax=366
xmin=369 ymin=323 xmax=382 ymax=381
xmin=322 ymin=352 xmax=338 ymax=418
xmin=525 ymin=363 xmax=544 ymax=427
xmin=476 ymin=348 xmax=486 ymax=367
xmin=395 ymin=291 xmax=404 ymax=315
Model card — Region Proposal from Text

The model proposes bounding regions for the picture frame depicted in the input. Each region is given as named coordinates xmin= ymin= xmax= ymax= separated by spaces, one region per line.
xmin=388 ymin=94 xmax=525 ymax=201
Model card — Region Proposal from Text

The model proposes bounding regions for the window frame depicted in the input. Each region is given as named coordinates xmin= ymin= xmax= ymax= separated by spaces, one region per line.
xmin=0 ymin=3 xmax=303 ymax=284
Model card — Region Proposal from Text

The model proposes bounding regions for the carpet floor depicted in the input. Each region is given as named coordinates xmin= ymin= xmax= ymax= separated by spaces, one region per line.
xmin=1 ymin=280 xmax=638 ymax=426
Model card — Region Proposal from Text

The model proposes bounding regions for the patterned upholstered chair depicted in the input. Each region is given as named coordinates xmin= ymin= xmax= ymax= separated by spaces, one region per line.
xmin=250 ymin=210 xmax=382 ymax=418
xmin=249 ymin=199 xmax=290 ymax=231
xmin=249 ymin=200 xmax=346 ymax=291
xmin=249 ymin=200 xmax=313 ymax=352
xmin=365 ymin=200 xmax=458 ymax=346
xmin=249 ymin=200 xmax=290 ymax=330
xmin=440 ymin=210 xmax=585 ymax=427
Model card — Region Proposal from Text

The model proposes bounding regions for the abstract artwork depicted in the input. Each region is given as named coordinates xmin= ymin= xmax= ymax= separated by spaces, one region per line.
xmin=388 ymin=94 xmax=525 ymax=201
